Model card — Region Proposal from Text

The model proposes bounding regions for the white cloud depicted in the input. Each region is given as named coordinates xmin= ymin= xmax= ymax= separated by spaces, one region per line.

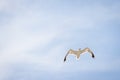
xmin=0 ymin=0 xmax=8 ymax=11
xmin=0 ymin=0 xmax=120 ymax=80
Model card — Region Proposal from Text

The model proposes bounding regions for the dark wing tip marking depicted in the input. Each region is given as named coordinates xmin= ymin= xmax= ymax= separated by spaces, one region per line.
xmin=87 ymin=49 xmax=95 ymax=58
xmin=92 ymin=53 xmax=95 ymax=58
xmin=64 ymin=57 xmax=66 ymax=62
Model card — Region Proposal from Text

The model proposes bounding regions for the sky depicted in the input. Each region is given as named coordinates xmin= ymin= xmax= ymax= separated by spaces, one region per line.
xmin=0 ymin=0 xmax=120 ymax=80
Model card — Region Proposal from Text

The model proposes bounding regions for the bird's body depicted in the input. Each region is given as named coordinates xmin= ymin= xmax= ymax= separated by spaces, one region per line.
xmin=64 ymin=47 xmax=95 ymax=62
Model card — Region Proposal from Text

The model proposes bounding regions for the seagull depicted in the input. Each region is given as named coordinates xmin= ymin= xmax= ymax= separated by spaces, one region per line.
xmin=64 ymin=47 xmax=95 ymax=62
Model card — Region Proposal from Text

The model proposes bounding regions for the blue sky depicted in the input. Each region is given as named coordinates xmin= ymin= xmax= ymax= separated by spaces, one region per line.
xmin=0 ymin=0 xmax=120 ymax=80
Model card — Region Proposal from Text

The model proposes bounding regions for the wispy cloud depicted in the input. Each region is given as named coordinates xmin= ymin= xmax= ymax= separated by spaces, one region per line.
xmin=0 ymin=0 xmax=120 ymax=80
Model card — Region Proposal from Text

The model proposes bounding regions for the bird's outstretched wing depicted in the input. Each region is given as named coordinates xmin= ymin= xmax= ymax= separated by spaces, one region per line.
xmin=82 ymin=48 xmax=95 ymax=58
xmin=64 ymin=49 xmax=74 ymax=62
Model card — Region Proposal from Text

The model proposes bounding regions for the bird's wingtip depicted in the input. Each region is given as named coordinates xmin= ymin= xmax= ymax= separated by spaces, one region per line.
xmin=64 ymin=57 xmax=66 ymax=62
xmin=92 ymin=54 xmax=95 ymax=58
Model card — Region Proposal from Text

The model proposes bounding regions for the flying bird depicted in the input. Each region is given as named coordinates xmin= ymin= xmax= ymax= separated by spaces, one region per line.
xmin=64 ymin=47 xmax=95 ymax=62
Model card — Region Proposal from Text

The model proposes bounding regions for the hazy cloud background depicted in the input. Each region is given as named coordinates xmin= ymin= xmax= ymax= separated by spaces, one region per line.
xmin=0 ymin=0 xmax=120 ymax=80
